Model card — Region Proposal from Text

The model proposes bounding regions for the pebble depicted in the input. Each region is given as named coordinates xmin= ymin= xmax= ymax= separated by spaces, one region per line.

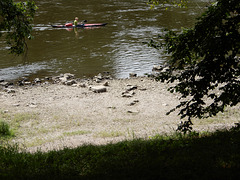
xmin=34 ymin=78 xmax=41 ymax=83
xmin=126 ymin=85 xmax=137 ymax=92
xmin=129 ymin=73 xmax=137 ymax=78
xmin=79 ymin=83 xmax=87 ymax=88
xmin=127 ymin=110 xmax=139 ymax=114
xmin=3 ymin=110 xmax=9 ymax=113
xmin=152 ymin=65 xmax=163 ymax=71
xmin=139 ymin=88 xmax=147 ymax=91
xmin=90 ymin=86 xmax=107 ymax=93
xmin=24 ymin=82 xmax=31 ymax=85
xmin=128 ymin=100 xmax=139 ymax=106
xmin=96 ymin=73 xmax=103 ymax=80
xmin=95 ymin=79 xmax=102 ymax=83
xmin=103 ymin=81 xmax=109 ymax=86
xmin=0 ymin=82 xmax=9 ymax=87
xmin=29 ymin=104 xmax=37 ymax=108
xmin=65 ymin=80 xmax=77 ymax=86
xmin=122 ymin=92 xmax=134 ymax=98
xmin=13 ymin=104 xmax=20 ymax=107
xmin=6 ymin=89 xmax=16 ymax=93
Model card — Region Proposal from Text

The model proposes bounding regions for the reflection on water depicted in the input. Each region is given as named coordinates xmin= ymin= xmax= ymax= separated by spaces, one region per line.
xmin=0 ymin=0 xmax=207 ymax=81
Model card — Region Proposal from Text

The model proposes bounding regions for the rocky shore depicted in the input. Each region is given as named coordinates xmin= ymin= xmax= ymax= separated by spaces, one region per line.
xmin=0 ymin=72 xmax=238 ymax=152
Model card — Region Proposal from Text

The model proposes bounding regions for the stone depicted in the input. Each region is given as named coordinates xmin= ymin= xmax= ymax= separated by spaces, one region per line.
xmin=90 ymin=86 xmax=107 ymax=93
xmin=71 ymin=84 xmax=78 ymax=87
xmin=139 ymin=88 xmax=147 ymax=91
xmin=161 ymin=67 xmax=170 ymax=73
xmin=152 ymin=65 xmax=163 ymax=71
xmin=103 ymin=81 xmax=109 ymax=86
xmin=27 ymin=102 xmax=37 ymax=108
xmin=3 ymin=110 xmax=9 ymax=113
xmin=105 ymin=75 xmax=112 ymax=80
xmin=5 ymin=88 xmax=16 ymax=93
xmin=79 ymin=83 xmax=87 ymax=88
xmin=58 ymin=73 xmax=75 ymax=84
xmin=96 ymin=73 xmax=103 ymax=80
xmin=59 ymin=77 xmax=68 ymax=83
xmin=65 ymin=80 xmax=77 ymax=86
xmin=122 ymin=92 xmax=134 ymax=98
xmin=63 ymin=73 xmax=75 ymax=80
xmin=24 ymin=81 xmax=31 ymax=85
xmin=129 ymin=73 xmax=137 ymax=78
xmin=128 ymin=100 xmax=139 ymax=106
xmin=126 ymin=85 xmax=137 ymax=92
xmin=34 ymin=78 xmax=41 ymax=83
xmin=127 ymin=110 xmax=139 ymax=114
xmin=95 ymin=78 xmax=102 ymax=83
xmin=94 ymin=73 xmax=103 ymax=83
xmin=0 ymin=81 xmax=9 ymax=87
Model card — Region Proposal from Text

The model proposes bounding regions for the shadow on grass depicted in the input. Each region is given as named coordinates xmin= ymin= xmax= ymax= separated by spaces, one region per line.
xmin=1 ymin=124 xmax=240 ymax=179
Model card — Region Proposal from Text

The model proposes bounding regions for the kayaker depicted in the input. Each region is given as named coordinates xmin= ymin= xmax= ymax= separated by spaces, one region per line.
xmin=74 ymin=17 xmax=78 ymax=26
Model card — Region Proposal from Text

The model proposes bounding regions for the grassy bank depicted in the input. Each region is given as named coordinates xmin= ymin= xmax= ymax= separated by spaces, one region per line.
xmin=1 ymin=125 xmax=240 ymax=179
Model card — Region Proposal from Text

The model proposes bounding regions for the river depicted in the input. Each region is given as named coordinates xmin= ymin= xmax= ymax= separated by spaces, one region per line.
xmin=0 ymin=0 xmax=209 ymax=81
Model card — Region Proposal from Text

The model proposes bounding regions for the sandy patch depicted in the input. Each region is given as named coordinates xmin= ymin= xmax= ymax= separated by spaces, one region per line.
xmin=0 ymin=76 xmax=238 ymax=152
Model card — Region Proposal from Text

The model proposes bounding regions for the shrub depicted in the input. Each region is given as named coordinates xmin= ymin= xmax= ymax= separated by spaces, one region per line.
xmin=0 ymin=121 xmax=13 ymax=137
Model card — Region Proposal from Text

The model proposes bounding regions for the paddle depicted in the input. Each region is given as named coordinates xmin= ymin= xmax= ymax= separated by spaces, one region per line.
xmin=81 ymin=20 xmax=87 ymax=24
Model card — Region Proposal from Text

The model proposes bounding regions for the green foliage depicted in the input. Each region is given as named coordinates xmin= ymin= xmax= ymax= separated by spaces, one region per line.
xmin=1 ymin=127 xmax=240 ymax=179
xmin=0 ymin=121 xmax=14 ymax=137
xmin=150 ymin=0 xmax=240 ymax=130
xmin=0 ymin=0 xmax=37 ymax=55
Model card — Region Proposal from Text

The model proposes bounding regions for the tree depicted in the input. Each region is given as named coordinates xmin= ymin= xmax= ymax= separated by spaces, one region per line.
xmin=149 ymin=0 xmax=240 ymax=132
xmin=0 ymin=0 xmax=37 ymax=55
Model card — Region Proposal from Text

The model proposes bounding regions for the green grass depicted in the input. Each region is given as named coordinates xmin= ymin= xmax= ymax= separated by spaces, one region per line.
xmin=96 ymin=130 xmax=124 ymax=138
xmin=0 ymin=121 xmax=14 ymax=138
xmin=0 ymin=111 xmax=39 ymax=136
xmin=1 ymin=124 xmax=240 ymax=179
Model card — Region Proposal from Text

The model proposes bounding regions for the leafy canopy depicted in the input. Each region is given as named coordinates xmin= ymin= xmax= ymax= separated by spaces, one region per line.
xmin=0 ymin=0 xmax=37 ymax=55
xmin=150 ymin=0 xmax=240 ymax=130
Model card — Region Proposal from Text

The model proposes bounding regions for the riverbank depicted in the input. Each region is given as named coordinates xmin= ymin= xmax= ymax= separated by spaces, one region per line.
xmin=0 ymin=74 xmax=239 ymax=152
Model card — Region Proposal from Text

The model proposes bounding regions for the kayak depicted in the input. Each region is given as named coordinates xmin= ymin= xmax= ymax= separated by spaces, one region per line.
xmin=51 ymin=23 xmax=107 ymax=28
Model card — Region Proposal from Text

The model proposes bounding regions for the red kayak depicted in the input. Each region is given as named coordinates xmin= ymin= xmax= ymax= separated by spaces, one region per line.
xmin=51 ymin=23 xmax=107 ymax=28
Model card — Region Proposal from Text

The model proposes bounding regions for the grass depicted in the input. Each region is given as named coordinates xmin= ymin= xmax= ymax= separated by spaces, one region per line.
xmin=1 ymin=125 xmax=240 ymax=179
xmin=96 ymin=130 xmax=124 ymax=138
xmin=0 ymin=121 xmax=14 ymax=138
xmin=193 ymin=108 xmax=240 ymax=126
xmin=0 ymin=111 xmax=40 ymax=136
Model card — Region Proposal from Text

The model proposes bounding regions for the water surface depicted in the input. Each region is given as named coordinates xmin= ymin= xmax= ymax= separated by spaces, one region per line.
xmin=0 ymin=0 xmax=208 ymax=81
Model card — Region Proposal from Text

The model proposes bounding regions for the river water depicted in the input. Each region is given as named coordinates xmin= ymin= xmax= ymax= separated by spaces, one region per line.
xmin=0 ymin=0 xmax=209 ymax=81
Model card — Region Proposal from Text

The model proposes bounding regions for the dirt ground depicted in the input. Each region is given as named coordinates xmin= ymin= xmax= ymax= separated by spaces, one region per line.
xmin=0 ymin=76 xmax=239 ymax=152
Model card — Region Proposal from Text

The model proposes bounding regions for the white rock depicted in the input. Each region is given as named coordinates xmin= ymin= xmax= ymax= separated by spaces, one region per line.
xmin=152 ymin=65 xmax=163 ymax=71
xmin=4 ymin=88 xmax=16 ymax=93
xmin=65 ymin=80 xmax=77 ymax=86
xmin=90 ymin=86 xmax=107 ymax=93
